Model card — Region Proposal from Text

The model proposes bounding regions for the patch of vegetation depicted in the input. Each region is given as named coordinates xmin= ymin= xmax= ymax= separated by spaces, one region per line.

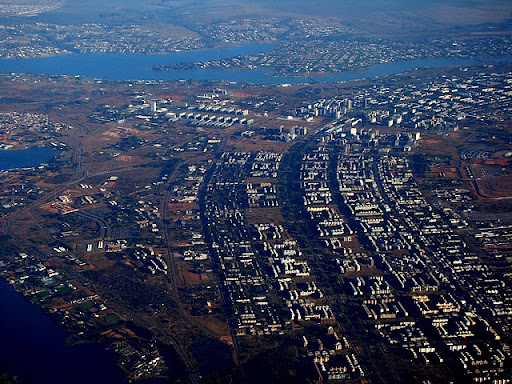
xmin=0 ymin=372 xmax=19 ymax=384
xmin=108 ymin=274 xmax=177 ymax=311
xmin=187 ymin=337 xmax=235 ymax=377
xmin=158 ymin=342 xmax=190 ymax=383
xmin=476 ymin=199 xmax=512 ymax=213
xmin=105 ymin=314 xmax=120 ymax=324
xmin=79 ymin=301 xmax=94 ymax=310
xmin=0 ymin=235 xmax=18 ymax=258
xmin=244 ymin=338 xmax=309 ymax=384
xmin=47 ymin=172 xmax=72 ymax=184
xmin=110 ymin=135 xmax=147 ymax=151
xmin=411 ymin=154 xmax=429 ymax=178
xmin=56 ymin=285 xmax=73 ymax=295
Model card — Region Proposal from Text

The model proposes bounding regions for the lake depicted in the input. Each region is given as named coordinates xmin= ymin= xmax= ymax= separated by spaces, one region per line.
xmin=0 ymin=43 xmax=275 ymax=83
xmin=0 ymin=147 xmax=59 ymax=171
xmin=0 ymin=278 xmax=127 ymax=384
xmin=1 ymin=44 xmax=511 ymax=84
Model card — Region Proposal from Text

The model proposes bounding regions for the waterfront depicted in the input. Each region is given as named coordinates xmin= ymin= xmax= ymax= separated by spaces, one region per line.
xmin=0 ymin=146 xmax=128 ymax=383
xmin=0 ymin=278 xmax=126 ymax=384
xmin=0 ymin=44 xmax=275 ymax=82
xmin=1 ymin=44 xmax=511 ymax=83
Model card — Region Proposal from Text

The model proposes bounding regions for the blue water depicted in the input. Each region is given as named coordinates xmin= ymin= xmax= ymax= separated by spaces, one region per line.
xmin=1 ymin=44 xmax=511 ymax=83
xmin=0 ymin=43 xmax=275 ymax=82
xmin=0 ymin=278 xmax=127 ymax=384
xmin=0 ymin=147 xmax=59 ymax=171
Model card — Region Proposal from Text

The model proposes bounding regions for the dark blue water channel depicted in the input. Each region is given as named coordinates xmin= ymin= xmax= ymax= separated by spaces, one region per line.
xmin=1 ymin=44 xmax=511 ymax=83
xmin=0 ymin=147 xmax=59 ymax=171
xmin=0 ymin=278 xmax=127 ymax=384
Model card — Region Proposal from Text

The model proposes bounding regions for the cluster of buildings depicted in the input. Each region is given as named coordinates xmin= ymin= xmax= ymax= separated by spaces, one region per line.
xmin=298 ymin=69 xmax=512 ymax=133
xmin=204 ymin=152 xmax=283 ymax=336
xmin=167 ymin=32 xmax=512 ymax=77
xmin=249 ymin=151 xmax=282 ymax=178
xmin=199 ymin=17 xmax=281 ymax=43
xmin=0 ymin=111 xmax=72 ymax=217
xmin=0 ymin=177 xmax=44 ymax=218
xmin=0 ymin=22 xmax=207 ymax=59
xmin=167 ymin=160 xmax=224 ymax=312
xmin=0 ymin=250 xmax=167 ymax=380
xmin=295 ymin=142 xmax=373 ymax=380
xmin=300 ymin=150 xmax=353 ymax=250
xmin=49 ymin=169 xmax=172 ymax=278
xmin=113 ymin=340 xmax=167 ymax=381
xmin=108 ymin=94 xmax=256 ymax=131
xmin=130 ymin=245 xmax=168 ymax=275
xmin=172 ymin=110 xmax=254 ymax=128
xmin=247 ymin=182 xmax=279 ymax=208
xmin=0 ymin=3 xmax=60 ymax=17
xmin=201 ymin=149 xmax=369 ymax=379
xmin=314 ymin=125 xmax=511 ymax=382
xmin=0 ymin=112 xmax=71 ymax=144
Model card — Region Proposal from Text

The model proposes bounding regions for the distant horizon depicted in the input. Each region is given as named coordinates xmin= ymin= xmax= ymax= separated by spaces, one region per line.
xmin=20 ymin=0 xmax=512 ymax=35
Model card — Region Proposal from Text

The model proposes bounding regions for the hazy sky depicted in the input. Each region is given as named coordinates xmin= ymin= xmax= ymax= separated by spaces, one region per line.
xmin=30 ymin=0 xmax=512 ymax=35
